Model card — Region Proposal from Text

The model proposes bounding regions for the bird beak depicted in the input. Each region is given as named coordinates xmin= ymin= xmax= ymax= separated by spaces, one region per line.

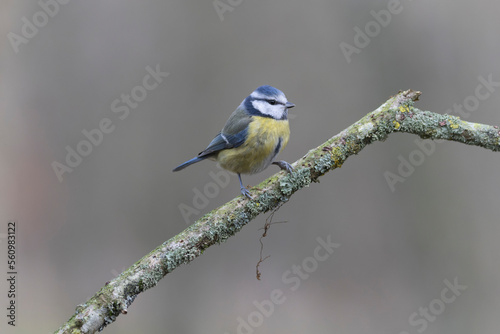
xmin=285 ymin=102 xmax=295 ymax=109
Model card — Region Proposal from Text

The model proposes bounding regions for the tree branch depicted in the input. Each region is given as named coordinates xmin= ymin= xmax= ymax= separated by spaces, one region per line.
xmin=54 ymin=90 xmax=500 ymax=333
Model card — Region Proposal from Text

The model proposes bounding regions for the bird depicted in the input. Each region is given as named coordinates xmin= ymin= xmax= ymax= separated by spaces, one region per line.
xmin=173 ymin=85 xmax=295 ymax=199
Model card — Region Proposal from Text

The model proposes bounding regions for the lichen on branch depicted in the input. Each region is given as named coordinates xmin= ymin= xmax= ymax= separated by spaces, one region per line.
xmin=54 ymin=90 xmax=500 ymax=334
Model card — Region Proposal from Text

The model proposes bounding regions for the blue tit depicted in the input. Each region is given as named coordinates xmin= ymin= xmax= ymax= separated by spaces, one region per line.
xmin=173 ymin=85 xmax=295 ymax=199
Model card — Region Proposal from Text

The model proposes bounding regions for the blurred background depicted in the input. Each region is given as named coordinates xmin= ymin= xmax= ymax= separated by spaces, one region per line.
xmin=1 ymin=0 xmax=500 ymax=333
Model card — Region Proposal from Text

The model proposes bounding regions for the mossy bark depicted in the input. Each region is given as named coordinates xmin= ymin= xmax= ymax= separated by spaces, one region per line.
xmin=54 ymin=90 xmax=500 ymax=334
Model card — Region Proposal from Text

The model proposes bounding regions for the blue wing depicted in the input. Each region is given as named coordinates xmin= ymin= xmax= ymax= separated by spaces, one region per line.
xmin=172 ymin=129 xmax=248 ymax=172
xmin=198 ymin=106 xmax=252 ymax=157
xmin=197 ymin=127 xmax=248 ymax=157
xmin=173 ymin=107 xmax=252 ymax=172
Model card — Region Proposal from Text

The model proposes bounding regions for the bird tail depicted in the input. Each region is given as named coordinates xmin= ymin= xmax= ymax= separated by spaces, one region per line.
xmin=172 ymin=156 xmax=208 ymax=172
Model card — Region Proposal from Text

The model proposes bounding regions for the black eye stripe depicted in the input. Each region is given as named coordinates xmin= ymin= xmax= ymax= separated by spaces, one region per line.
xmin=254 ymin=98 xmax=284 ymax=106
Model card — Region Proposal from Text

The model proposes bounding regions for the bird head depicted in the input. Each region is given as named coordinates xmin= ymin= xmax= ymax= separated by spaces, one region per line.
xmin=242 ymin=85 xmax=295 ymax=120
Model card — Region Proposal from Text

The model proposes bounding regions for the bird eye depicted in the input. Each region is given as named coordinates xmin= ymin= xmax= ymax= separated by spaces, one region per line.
xmin=268 ymin=99 xmax=277 ymax=105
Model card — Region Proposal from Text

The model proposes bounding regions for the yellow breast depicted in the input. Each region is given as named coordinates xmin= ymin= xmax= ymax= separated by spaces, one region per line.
xmin=216 ymin=116 xmax=290 ymax=174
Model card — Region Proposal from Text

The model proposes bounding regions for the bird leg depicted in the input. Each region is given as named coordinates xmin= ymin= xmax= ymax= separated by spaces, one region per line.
xmin=238 ymin=173 xmax=254 ymax=200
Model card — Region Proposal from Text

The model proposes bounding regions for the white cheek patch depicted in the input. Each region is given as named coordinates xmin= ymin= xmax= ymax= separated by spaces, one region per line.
xmin=251 ymin=99 xmax=266 ymax=111
xmin=252 ymin=100 xmax=284 ymax=119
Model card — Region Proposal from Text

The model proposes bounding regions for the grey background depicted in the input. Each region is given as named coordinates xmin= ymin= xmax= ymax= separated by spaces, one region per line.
xmin=1 ymin=0 xmax=500 ymax=333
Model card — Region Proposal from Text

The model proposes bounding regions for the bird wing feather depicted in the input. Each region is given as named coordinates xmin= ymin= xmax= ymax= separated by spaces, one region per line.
xmin=198 ymin=107 xmax=253 ymax=157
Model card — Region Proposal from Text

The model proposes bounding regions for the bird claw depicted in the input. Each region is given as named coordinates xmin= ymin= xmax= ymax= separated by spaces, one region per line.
xmin=273 ymin=160 xmax=294 ymax=174
xmin=240 ymin=186 xmax=254 ymax=200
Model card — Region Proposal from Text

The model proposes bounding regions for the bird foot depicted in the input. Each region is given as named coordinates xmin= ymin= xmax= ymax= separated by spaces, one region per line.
xmin=240 ymin=186 xmax=254 ymax=200
xmin=272 ymin=160 xmax=294 ymax=173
